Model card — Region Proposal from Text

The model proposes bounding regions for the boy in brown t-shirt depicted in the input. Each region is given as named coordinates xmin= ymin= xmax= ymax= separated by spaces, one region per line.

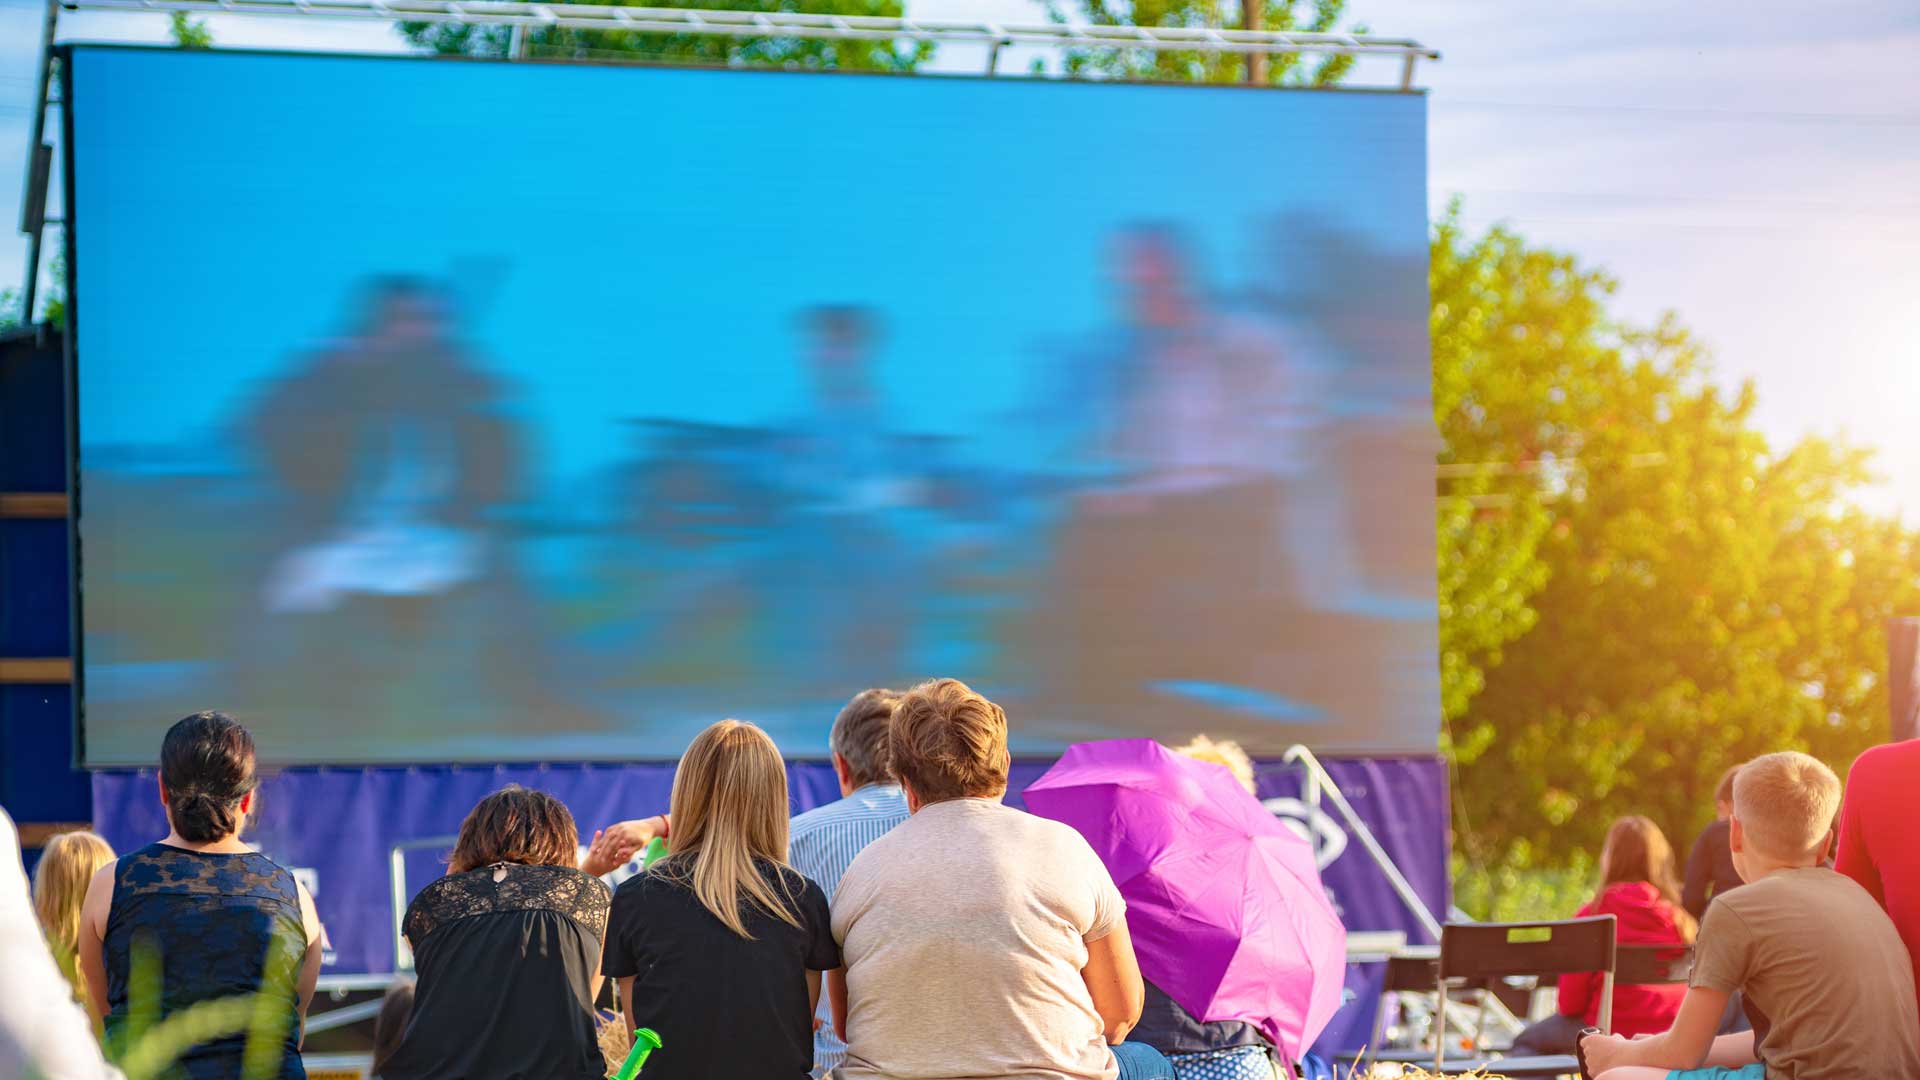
xmin=1581 ymin=752 xmax=1920 ymax=1080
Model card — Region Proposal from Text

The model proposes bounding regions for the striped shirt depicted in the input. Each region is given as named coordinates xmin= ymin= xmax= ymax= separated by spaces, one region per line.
xmin=788 ymin=783 xmax=911 ymax=1074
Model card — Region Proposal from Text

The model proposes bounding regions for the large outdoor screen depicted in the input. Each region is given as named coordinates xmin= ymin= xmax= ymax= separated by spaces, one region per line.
xmin=69 ymin=45 xmax=1436 ymax=764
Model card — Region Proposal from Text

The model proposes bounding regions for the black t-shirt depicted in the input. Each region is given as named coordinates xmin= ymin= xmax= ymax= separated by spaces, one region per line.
xmin=385 ymin=864 xmax=612 ymax=1080
xmin=603 ymin=859 xmax=839 ymax=1080
xmin=1682 ymin=820 xmax=1744 ymax=920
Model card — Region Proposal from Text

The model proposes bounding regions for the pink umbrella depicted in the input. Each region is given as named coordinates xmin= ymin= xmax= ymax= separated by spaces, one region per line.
xmin=1024 ymin=738 xmax=1346 ymax=1062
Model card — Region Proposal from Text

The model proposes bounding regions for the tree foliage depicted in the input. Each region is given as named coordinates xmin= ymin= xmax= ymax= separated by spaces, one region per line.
xmin=1433 ymin=206 xmax=1920 ymax=874
xmin=168 ymin=11 xmax=214 ymax=48
xmin=401 ymin=0 xmax=928 ymax=71
xmin=1043 ymin=0 xmax=1360 ymax=85
xmin=0 ymin=251 xmax=66 ymax=332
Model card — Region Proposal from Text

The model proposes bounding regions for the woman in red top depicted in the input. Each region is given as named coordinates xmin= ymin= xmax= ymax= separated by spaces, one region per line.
xmin=1509 ymin=816 xmax=1695 ymax=1055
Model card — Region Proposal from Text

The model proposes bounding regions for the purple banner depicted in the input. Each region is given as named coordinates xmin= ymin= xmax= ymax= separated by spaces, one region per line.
xmin=92 ymin=754 xmax=1443 ymax=1051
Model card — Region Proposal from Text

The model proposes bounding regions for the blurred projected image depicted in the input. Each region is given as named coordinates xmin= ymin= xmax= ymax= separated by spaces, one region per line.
xmin=70 ymin=47 xmax=1436 ymax=762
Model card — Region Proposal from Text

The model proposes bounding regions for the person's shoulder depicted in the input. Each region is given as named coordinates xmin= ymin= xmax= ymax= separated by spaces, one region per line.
xmin=408 ymin=868 xmax=474 ymax=910
xmin=1017 ymin=805 xmax=1099 ymax=849
xmin=763 ymin=859 xmax=817 ymax=893
xmin=1804 ymin=865 xmax=1889 ymax=908
xmin=539 ymin=863 xmax=614 ymax=912
xmin=833 ymin=817 xmax=919 ymax=891
xmin=1007 ymin=808 xmax=1115 ymax=876
xmin=790 ymin=795 xmax=853 ymax=839
xmin=1720 ymin=868 xmax=1848 ymax=919
xmin=1849 ymin=739 xmax=1920 ymax=782
xmin=1588 ymin=881 xmax=1649 ymax=914
xmin=613 ymin=864 xmax=679 ymax=902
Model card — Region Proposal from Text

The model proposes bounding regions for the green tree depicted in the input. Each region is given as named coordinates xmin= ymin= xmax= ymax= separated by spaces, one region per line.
xmin=169 ymin=11 xmax=214 ymax=48
xmin=1432 ymin=208 xmax=1920 ymax=878
xmin=1044 ymin=0 xmax=1361 ymax=85
xmin=1431 ymin=206 xmax=1556 ymax=734
xmin=401 ymin=0 xmax=928 ymax=71
xmin=0 ymin=250 xmax=67 ymax=331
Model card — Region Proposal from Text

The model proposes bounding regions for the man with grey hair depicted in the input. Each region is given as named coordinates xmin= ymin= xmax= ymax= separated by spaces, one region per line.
xmin=788 ymin=687 xmax=911 ymax=1076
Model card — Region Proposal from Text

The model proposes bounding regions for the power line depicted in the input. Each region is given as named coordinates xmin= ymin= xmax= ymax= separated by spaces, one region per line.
xmin=1445 ymin=98 xmax=1920 ymax=128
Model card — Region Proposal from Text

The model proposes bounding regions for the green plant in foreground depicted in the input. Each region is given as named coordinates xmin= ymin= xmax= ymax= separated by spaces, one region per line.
xmin=104 ymin=935 xmax=302 ymax=1080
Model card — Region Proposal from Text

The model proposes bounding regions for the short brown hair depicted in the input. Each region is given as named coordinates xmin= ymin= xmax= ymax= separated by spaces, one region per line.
xmin=831 ymin=688 xmax=902 ymax=787
xmin=449 ymin=785 xmax=579 ymax=874
xmin=1732 ymin=752 xmax=1840 ymax=862
xmin=1713 ymin=764 xmax=1741 ymax=806
xmin=889 ymin=678 xmax=1010 ymax=803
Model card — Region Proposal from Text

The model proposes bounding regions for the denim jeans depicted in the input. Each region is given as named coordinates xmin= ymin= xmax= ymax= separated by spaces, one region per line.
xmin=1112 ymin=1041 xmax=1179 ymax=1080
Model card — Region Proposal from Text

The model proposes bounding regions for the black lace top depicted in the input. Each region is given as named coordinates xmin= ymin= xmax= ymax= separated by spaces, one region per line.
xmin=103 ymin=843 xmax=309 ymax=1080
xmin=382 ymin=863 xmax=611 ymax=1080
xmin=402 ymin=861 xmax=611 ymax=944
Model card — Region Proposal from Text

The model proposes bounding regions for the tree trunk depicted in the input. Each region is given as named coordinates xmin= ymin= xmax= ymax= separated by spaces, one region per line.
xmin=1245 ymin=0 xmax=1268 ymax=83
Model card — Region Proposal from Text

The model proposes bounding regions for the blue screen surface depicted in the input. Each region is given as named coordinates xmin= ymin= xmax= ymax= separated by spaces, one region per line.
xmin=71 ymin=46 xmax=1437 ymax=763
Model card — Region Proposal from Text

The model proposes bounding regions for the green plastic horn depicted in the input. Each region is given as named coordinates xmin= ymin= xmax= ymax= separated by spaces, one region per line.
xmin=614 ymin=1027 xmax=663 ymax=1080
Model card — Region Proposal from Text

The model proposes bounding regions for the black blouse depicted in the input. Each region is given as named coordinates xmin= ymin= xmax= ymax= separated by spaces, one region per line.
xmin=382 ymin=863 xmax=612 ymax=1080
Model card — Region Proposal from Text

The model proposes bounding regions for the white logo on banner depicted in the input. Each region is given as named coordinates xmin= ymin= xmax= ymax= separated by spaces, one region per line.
xmin=1262 ymin=797 xmax=1348 ymax=870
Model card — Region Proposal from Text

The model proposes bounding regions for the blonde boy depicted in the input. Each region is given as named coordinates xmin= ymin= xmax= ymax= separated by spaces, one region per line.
xmin=1581 ymin=752 xmax=1920 ymax=1080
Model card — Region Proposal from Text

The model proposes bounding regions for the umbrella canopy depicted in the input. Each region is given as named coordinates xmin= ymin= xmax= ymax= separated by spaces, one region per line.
xmin=1024 ymin=738 xmax=1346 ymax=1061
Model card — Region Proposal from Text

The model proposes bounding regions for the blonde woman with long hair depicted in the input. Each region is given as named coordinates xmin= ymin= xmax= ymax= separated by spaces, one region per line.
xmin=32 ymin=830 xmax=115 ymax=1018
xmin=602 ymin=719 xmax=840 ymax=1080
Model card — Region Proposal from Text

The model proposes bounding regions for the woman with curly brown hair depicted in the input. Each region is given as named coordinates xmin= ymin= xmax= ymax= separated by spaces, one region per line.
xmin=380 ymin=784 xmax=611 ymax=1080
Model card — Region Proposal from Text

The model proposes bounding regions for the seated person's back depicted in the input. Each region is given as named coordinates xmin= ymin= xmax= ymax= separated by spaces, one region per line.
xmin=833 ymin=796 xmax=1125 ymax=1080
xmin=1835 ymin=738 xmax=1920 ymax=1027
xmin=1584 ymin=751 xmax=1919 ymax=1080
xmin=603 ymin=720 xmax=841 ymax=1080
xmin=78 ymin=712 xmax=322 ymax=1080
xmin=382 ymin=786 xmax=611 ymax=1080
xmin=1694 ymin=863 xmax=1916 ymax=1077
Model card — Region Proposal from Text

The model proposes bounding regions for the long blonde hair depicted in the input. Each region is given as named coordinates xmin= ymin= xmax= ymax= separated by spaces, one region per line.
xmin=659 ymin=720 xmax=801 ymax=939
xmin=33 ymin=830 xmax=116 ymax=1005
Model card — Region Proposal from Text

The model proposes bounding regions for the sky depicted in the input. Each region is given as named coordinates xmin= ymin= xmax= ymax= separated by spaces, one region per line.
xmin=4 ymin=0 xmax=1918 ymax=510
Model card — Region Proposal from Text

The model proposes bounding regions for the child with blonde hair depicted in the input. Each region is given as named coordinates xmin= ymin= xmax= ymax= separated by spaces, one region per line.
xmin=1175 ymin=735 xmax=1256 ymax=795
xmin=30 ymin=830 xmax=115 ymax=1017
xmin=1581 ymin=752 xmax=1920 ymax=1080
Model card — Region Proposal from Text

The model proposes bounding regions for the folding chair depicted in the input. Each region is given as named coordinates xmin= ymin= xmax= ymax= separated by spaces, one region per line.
xmin=1338 ymin=951 xmax=1488 ymax=1069
xmin=1437 ymin=915 xmax=1618 ymax=1078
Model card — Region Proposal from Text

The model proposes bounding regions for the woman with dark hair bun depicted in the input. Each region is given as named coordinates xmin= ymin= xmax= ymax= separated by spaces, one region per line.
xmin=77 ymin=711 xmax=325 ymax=1079
xmin=378 ymin=784 xmax=611 ymax=1080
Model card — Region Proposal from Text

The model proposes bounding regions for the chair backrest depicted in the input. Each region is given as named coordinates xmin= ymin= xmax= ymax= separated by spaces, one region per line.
xmin=1435 ymin=916 xmax=1618 ymax=1068
xmin=1616 ymin=942 xmax=1693 ymax=985
xmin=1438 ymin=916 xmax=1618 ymax=983
xmin=1383 ymin=953 xmax=1489 ymax=993
xmin=1383 ymin=953 xmax=1440 ymax=993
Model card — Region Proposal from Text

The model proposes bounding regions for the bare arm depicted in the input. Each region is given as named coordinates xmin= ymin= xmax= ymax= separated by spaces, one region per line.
xmin=293 ymin=880 xmax=325 ymax=1046
xmin=1080 ymin=922 xmax=1145 ymax=1045
xmin=78 ymin=863 xmax=115 ymax=1028
xmin=588 ymin=940 xmax=605 ymax=1005
xmin=1582 ymin=988 xmax=1733 ymax=1075
xmin=828 ymin=967 xmax=849 ymax=1042
xmin=806 ymin=970 xmax=822 ymax=1018
xmin=617 ymin=975 xmax=638 ymax=1034
xmin=582 ymin=815 xmax=670 ymax=878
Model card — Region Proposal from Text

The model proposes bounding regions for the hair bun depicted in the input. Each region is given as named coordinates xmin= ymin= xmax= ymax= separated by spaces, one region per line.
xmin=169 ymin=787 xmax=243 ymax=844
